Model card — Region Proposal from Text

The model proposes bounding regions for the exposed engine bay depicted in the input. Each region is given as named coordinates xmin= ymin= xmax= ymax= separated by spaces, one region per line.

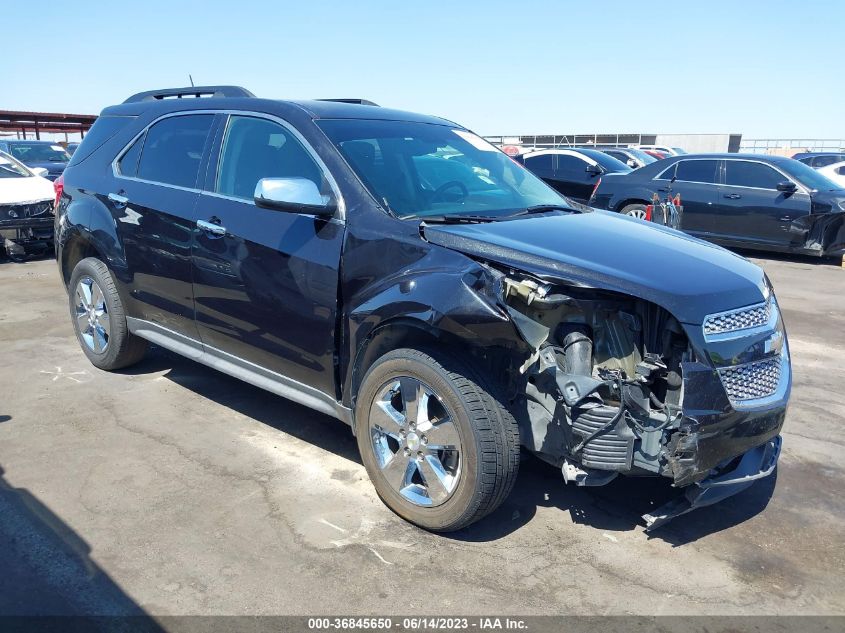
xmin=501 ymin=274 xmax=692 ymax=490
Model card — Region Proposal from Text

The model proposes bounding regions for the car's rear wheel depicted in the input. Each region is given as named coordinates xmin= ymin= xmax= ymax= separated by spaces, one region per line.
xmin=621 ymin=203 xmax=649 ymax=220
xmin=68 ymin=257 xmax=147 ymax=370
xmin=355 ymin=348 xmax=520 ymax=532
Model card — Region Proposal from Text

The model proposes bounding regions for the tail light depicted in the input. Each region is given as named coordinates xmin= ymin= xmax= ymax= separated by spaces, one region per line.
xmin=589 ymin=177 xmax=601 ymax=202
xmin=53 ymin=174 xmax=64 ymax=211
xmin=645 ymin=205 xmax=653 ymax=222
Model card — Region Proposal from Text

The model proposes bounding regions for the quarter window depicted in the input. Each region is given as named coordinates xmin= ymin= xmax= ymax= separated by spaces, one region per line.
xmin=656 ymin=163 xmax=676 ymax=180
xmin=524 ymin=154 xmax=553 ymax=171
xmin=216 ymin=116 xmax=325 ymax=200
xmin=724 ymin=161 xmax=783 ymax=190
xmin=136 ymin=115 xmax=214 ymax=188
xmin=675 ymin=160 xmax=718 ymax=184
xmin=117 ymin=133 xmax=144 ymax=177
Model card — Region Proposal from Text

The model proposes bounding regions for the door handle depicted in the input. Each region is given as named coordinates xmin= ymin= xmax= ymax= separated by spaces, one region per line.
xmin=779 ymin=216 xmax=793 ymax=222
xmin=197 ymin=218 xmax=227 ymax=237
xmin=108 ymin=192 xmax=129 ymax=207
xmin=723 ymin=193 xmax=742 ymax=199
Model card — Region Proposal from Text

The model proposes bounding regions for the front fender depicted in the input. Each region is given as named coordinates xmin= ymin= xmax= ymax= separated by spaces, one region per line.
xmin=341 ymin=246 xmax=530 ymax=407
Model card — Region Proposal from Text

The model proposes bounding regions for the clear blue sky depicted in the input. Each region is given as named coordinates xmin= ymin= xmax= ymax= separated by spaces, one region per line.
xmin=4 ymin=0 xmax=843 ymax=138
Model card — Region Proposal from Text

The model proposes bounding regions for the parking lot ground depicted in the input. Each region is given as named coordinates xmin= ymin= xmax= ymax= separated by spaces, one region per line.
xmin=0 ymin=254 xmax=843 ymax=616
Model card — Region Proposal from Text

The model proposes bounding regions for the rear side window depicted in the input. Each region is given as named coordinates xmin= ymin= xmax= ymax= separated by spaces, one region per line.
xmin=137 ymin=115 xmax=214 ymax=188
xmin=725 ymin=161 xmax=783 ymax=189
xmin=675 ymin=159 xmax=718 ymax=184
xmin=216 ymin=116 xmax=324 ymax=200
xmin=67 ymin=116 xmax=135 ymax=167
xmin=813 ymin=155 xmax=843 ymax=168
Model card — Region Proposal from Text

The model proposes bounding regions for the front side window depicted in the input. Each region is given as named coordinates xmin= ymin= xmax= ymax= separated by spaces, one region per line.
xmin=136 ymin=115 xmax=214 ymax=188
xmin=555 ymin=154 xmax=589 ymax=174
xmin=724 ymin=161 xmax=783 ymax=190
xmin=318 ymin=119 xmax=568 ymax=219
xmin=675 ymin=159 xmax=719 ymax=184
xmin=216 ymin=116 xmax=326 ymax=200
xmin=523 ymin=154 xmax=553 ymax=171
xmin=0 ymin=151 xmax=33 ymax=178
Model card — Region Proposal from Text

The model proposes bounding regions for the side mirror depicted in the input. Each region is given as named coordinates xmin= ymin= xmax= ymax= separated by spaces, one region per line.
xmin=776 ymin=181 xmax=797 ymax=193
xmin=254 ymin=177 xmax=336 ymax=215
xmin=585 ymin=164 xmax=602 ymax=176
xmin=627 ymin=159 xmax=638 ymax=168
xmin=31 ymin=167 xmax=49 ymax=178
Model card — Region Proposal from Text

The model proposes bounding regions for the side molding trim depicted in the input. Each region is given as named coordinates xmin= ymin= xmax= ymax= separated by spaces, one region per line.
xmin=126 ymin=317 xmax=353 ymax=425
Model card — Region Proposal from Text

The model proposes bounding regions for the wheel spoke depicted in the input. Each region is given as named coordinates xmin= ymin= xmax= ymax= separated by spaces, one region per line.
xmin=400 ymin=377 xmax=427 ymax=424
xmin=78 ymin=280 xmax=93 ymax=309
xmin=381 ymin=451 xmax=414 ymax=491
xmin=372 ymin=398 xmax=404 ymax=437
xmin=92 ymin=326 xmax=105 ymax=352
xmin=96 ymin=310 xmax=110 ymax=335
xmin=91 ymin=284 xmax=104 ymax=310
xmin=76 ymin=309 xmax=89 ymax=328
xmin=417 ymin=455 xmax=454 ymax=504
xmin=75 ymin=286 xmax=90 ymax=311
xmin=420 ymin=415 xmax=460 ymax=450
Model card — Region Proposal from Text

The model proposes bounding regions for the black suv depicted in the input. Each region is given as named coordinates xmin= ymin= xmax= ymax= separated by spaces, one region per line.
xmin=56 ymin=86 xmax=789 ymax=531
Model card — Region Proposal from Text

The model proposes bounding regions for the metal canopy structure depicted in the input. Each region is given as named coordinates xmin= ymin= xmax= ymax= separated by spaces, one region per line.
xmin=0 ymin=110 xmax=97 ymax=139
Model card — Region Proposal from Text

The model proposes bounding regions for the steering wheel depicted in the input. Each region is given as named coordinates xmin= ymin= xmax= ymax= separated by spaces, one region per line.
xmin=429 ymin=180 xmax=469 ymax=203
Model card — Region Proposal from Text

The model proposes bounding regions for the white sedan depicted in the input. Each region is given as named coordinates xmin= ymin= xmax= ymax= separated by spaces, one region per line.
xmin=818 ymin=160 xmax=845 ymax=189
xmin=0 ymin=150 xmax=56 ymax=261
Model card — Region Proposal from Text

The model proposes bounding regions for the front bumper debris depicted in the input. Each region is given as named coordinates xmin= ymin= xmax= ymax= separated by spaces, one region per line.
xmin=643 ymin=435 xmax=781 ymax=531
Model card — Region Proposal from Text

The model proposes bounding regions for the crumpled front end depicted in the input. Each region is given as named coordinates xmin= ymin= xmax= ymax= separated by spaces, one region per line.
xmin=498 ymin=271 xmax=790 ymax=530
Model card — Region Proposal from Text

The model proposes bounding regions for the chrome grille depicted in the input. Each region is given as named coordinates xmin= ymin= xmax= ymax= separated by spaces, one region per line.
xmin=718 ymin=357 xmax=782 ymax=404
xmin=703 ymin=301 xmax=770 ymax=337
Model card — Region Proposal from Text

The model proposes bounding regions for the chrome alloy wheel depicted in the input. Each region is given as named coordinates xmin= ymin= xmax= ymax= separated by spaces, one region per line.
xmin=626 ymin=207 xmax=648 ymax=220
xmin=368 ymin=377 xmax=462 ymax=507
xmin=74 ymin=276 xmax=110 ymax=353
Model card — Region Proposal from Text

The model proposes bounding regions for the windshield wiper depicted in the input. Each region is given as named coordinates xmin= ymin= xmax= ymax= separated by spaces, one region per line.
xmin=415 ymin=214 xmax=499 ymax=224
xmin=500 ymin=204 xmax=576 ymax=218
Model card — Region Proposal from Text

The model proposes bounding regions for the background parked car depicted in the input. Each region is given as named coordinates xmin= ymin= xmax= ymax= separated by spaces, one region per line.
xmin=818 ymin=160 xmax=845 ymax=188
xmin=0 ymin=139 xmax=71 ymax=181
xmin=635 ymin=144 xmax=686 ymax=156
xmin=589 ymin=153 xmax=845 ymax=257
xmin=592 ymin=147 xmax=657 ymax=169
xmin=0 ymin=150 xmax=55 ymax=261
xmin=515 ymin=148 xmax=631 ymax=202
xmin=792 ymin=151 xmax=845 ymax=169
xmin=65 ymin=142 xmax=80 ymax=156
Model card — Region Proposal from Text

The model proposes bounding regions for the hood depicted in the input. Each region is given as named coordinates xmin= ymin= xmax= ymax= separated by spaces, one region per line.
xmin=0 ymin=175 xmax=55 ymax=205
xmin=422 ymin=211 xmax=767 ymax=325
xmin=809 ymin=189 xmax=845 ymax=213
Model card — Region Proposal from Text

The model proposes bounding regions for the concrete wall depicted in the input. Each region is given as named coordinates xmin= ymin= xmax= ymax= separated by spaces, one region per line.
xmin=654 ymin=134 xmax=740 ymax=153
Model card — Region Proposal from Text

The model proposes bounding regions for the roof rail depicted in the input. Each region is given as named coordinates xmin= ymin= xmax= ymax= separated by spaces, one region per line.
xmin=123 ymin=86 xmax=255 ymax=104
xmin=316 ymin=98 xmax=379 ymax=106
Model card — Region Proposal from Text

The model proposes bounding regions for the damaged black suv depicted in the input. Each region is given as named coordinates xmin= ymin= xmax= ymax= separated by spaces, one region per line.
xmin=56 ymin=86 xmax=789 ymax=531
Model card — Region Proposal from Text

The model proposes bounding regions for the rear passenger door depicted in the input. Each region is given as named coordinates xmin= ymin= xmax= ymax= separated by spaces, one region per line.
xmin=191 ymin=114 xmax=345 ymax=397
xmin=110 ymin=113 xmax=216 ymax=339
xmin=657 ymin=159 xmax=720 ymax=236
xmin=718 ymin=159 xmax=810 ymax=247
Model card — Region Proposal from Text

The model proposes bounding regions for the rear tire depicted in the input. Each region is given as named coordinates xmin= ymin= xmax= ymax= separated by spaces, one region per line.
xmin=621 ymin=203 xmax=649 ymax=220
xmin=68 ymin=257 xmax=147 ymax=371
xmin=355 ymin=348 xmax=520 ymax=532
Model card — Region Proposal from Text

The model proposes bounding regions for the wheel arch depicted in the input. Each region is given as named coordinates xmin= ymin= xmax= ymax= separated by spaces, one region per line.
xmin=615 ymin=197 xmax=652 ymax=213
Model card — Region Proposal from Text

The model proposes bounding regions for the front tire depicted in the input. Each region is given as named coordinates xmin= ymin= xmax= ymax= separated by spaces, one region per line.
xmin=68 ymin=257 xmax=147 ymax=370
xmin=355 ymin=348 xmax=520 ymax=532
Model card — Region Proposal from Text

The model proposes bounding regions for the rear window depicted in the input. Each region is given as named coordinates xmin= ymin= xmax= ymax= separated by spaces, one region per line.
xmin=7 ymin=142 xmax=70 ymax=163
xmin=136 ymin=115 xmax=214 ymax=188
xmin=67 ymin=116 xmax=135 ymax=167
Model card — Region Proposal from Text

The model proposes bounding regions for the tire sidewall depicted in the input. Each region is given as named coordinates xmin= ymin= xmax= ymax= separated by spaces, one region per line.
xmin=355 ymin=352 xmax=482 ymax=531
xmin=68 ymin=258 xmax=123 ymax=369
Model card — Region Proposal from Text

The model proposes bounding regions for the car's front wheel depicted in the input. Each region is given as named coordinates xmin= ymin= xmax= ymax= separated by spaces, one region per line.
xmin=355 ymin=348 xmax=520 ymax=532
xmin=68 ymin=257 xmax=147 ymax=371
xmin=621 ymin=203 xmax=649 ymax=220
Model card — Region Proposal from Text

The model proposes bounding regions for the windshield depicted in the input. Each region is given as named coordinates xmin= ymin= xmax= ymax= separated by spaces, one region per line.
xmin=672 ymin=147 xmax=687 ymax=155
xmin=317 ymin=119 xmax=570 ymax=219
xmin=781 ymin=159 xmax=844 ymax=191
xmin=0 ymin=151 xmax=32 ymax=178
xmin=8 ymin=143 xmax=70 ymax=163
xmin=627 ymin=148 xmax=657 ymax=164
xmin=579 ymin=150 xmax=632 ymax=173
